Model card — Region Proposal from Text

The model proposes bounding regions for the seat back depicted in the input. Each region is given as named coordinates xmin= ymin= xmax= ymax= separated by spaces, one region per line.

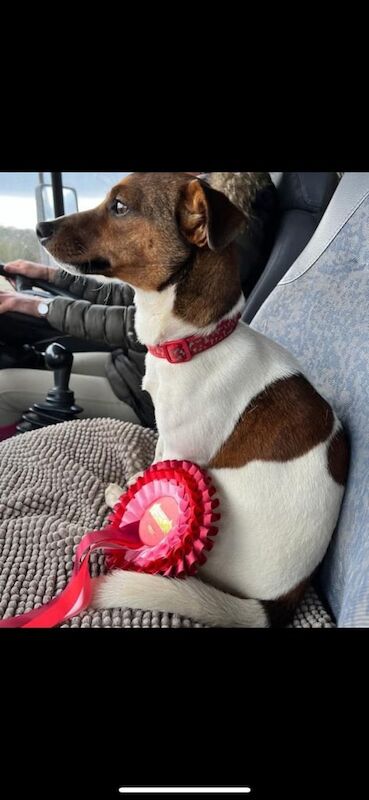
xmin=242 ymin=172 xmax=339 ymax=322
xmin=247 ymin=173 xmax=369 ymax=626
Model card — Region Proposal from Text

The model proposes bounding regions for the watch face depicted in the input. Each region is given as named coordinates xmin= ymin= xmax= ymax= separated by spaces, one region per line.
xmin=38 ymin=302 xmax=49 ymax=316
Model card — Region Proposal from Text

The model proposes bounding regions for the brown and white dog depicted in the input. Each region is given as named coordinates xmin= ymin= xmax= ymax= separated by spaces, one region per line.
xmin=38 ymin=172 xmax=349 ymax=627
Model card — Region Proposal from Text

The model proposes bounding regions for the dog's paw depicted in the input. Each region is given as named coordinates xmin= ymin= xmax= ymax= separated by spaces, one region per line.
xmin=126 ymin=470 xmax=145 ymax=488
xmin=105 ymin=483 xmax=124 ymax=509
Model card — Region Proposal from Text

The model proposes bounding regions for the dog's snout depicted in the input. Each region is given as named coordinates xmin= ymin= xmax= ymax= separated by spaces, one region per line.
xmin=36 ymin=220 xmax=56 ymax=243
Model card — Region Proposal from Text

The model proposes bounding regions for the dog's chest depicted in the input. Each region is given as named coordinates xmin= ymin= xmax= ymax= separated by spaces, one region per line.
xmin=143 ymin=354 xmax=229 ymax=463
xmin=143 ymin=327 xmax=299 ymax=465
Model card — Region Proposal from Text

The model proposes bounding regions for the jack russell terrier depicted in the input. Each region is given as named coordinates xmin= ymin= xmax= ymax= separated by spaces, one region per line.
xmin=37 ymin=172 xmax=349 ymax=627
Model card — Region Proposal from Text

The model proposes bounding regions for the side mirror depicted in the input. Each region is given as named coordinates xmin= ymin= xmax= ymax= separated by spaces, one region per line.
xmin=35 ymin=184 xmax=78 ymax=222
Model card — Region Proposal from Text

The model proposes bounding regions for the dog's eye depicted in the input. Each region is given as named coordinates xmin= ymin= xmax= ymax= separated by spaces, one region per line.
xmin=111 ymin=199 xmax=129 ymax=216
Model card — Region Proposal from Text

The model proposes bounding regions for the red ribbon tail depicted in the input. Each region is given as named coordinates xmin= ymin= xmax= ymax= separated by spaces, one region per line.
xmin=0 ymin=521 xmax=141 ymax=629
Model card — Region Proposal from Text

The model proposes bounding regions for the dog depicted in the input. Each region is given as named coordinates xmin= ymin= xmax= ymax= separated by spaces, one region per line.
xmin=37 ymin=172 xmax=350 ymax=627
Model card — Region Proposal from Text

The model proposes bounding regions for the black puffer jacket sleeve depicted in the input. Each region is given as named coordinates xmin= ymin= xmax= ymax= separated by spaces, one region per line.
xmin=47 ymin=299 xmax=140 ymax=347
xmin=46 ymin=268 xmax=142 ymax=349
xmin=50 ymin=267 xmax=135 ymax=306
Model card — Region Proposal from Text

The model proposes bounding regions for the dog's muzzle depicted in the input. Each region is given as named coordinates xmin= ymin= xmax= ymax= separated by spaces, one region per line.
xmin=36 ymin=220 xmax=55 ymax=246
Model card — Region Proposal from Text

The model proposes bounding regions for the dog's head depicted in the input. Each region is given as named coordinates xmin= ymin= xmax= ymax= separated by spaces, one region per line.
xmin=36 ymin=173 xmax=246 ymax=292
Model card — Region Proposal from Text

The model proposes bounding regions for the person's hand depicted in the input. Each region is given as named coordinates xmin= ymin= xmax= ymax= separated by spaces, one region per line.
xmin=3 ymin=259 xmax=57 ymax=288
xmin=0 ymin=291 xmax=50 ymax=317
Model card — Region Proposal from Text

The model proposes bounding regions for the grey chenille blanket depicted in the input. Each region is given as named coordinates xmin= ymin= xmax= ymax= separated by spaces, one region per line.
xmin=0 ymin=418 xmax=334 ymax=628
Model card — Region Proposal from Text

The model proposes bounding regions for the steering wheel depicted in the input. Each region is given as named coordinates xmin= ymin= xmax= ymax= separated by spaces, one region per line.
xmin=0 ymin=262 xmax=76 ymax=300
xmin=0 ymin=261 xmax=78 ymax=334
xmin=0 ymin=262 xmax=113 ymax=356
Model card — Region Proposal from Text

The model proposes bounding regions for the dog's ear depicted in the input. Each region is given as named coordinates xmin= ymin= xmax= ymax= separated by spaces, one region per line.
xmin=177 ymin=178 xmax=246 ymax=251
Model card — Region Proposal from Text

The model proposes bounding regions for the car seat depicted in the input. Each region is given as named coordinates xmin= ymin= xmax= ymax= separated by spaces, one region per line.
xmin=248 ymin=172 xmax=369 ymax=626
xmin=242 ymin=172 xmax=339 ymax=322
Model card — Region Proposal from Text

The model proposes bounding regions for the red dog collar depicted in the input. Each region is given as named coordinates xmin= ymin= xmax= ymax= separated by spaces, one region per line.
xmin=147 ymin=314 xmax=241 ymax=364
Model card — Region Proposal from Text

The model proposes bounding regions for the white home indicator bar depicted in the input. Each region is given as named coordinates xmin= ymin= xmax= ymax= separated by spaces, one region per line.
xmin=119 ymin=789 xmax=251 ymax=795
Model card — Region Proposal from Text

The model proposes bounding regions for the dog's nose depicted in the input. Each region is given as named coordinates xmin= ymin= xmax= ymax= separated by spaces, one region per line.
xmin=36 ymin=220 xmax=56 ymax=243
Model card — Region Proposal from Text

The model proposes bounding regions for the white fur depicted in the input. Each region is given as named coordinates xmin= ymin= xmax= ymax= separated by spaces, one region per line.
xmin=200 ymin=422 xmax=344 ymax=599
xmin=143 ymin=318 xmax=301 ymax=466
xmin=105 ymin=483 xmax=124 ymax=508
xmin=134 ymin=287 xmax=246 ymax=346
xmin=93 ymin=570 xmax=268 ymax=627
xmin=94 ymin=288 xmax=344 ymax=626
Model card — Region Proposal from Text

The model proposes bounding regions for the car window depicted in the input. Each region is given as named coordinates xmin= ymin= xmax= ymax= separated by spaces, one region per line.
xmin=0 ymin=172 xmax=43 ymax=264
xmin=62 ymin=172 xmax=131 ymax=210
xmin=0 ymin=172 xmax=132 ymax=271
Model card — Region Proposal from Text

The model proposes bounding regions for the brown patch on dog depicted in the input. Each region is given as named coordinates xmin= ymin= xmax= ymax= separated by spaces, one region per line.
xmin=327 ymin=428 xmax=350 ymax=485
xmin=46 ymin=175 xmax=193 ymax=293
xmin=43 ymin=172 xmax=246 ymax=328
xmin=174 ymin=245 xmax=242 ymax=327
xmin=178 ymin=178 xmax=245 ymax=251
xmin=210 ymin=373 xmax=334 ymax=469
xmin=262 ymin=578 xmax=310 ymax=627
xmin=178 ymin=179 xmax=209 ymax=247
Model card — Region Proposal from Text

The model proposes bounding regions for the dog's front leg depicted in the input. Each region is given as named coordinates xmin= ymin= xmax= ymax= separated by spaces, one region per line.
xmin=153 ymin=435 xmax=164 ymax=464
xmin=105 ymin=436 xmax=165 ymax=509
xmin=105 ymin=482 xmax=124 ymax=509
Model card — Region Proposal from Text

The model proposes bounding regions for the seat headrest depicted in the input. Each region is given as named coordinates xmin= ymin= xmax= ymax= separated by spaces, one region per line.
xmin=270 ymin=172 xmax=338 ymax=214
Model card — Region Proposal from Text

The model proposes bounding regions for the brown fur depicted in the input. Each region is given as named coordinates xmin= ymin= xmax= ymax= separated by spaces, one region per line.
xmin=210 ymin=373 xmax=335 ymax=469
xmin=208 ymin=371 xmax=348 ymax=625
xmin=188 ymin=171 xmax=273 ymax=221
xmin=173 ymin=246 xmax=242 ymax=328
xmin=262 ymin=578 xmax=311 ymax=627
xmin=205 ymin=172 xmax=273 ymax=221
xmin=44 ymin=172 xmax=245 ymax=326
xmin=327 ymin=429 xmax=350 ymax=485
xmin=178 ymin=179 xmax=209 ymax=247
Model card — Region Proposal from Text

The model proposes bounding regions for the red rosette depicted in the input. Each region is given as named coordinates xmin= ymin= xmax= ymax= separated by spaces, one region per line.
xmin=105 ymin=460 xmax=220 ymax=578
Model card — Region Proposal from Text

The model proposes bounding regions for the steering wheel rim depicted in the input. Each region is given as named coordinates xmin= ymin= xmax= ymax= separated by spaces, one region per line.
xmin=14 ymin=274 xmax=76 ymax=299
xmin=0 ymin=261 xmax=77 ymax=300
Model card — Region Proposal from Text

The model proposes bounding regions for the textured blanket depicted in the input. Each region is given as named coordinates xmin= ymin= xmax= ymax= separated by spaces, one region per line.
xmin=0 ymin=418 xmax=334 ymax=628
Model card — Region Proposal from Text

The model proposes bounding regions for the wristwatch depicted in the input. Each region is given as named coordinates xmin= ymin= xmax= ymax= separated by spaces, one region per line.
xmin=37 ymin=298 xmax=52 ymax=317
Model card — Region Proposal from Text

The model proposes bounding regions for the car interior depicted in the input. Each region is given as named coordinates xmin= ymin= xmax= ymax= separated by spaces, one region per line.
xmin=0 ymin=170 xmax=367 ymax=629
xmin=0 ymin=172 xmax=338 ymax=368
